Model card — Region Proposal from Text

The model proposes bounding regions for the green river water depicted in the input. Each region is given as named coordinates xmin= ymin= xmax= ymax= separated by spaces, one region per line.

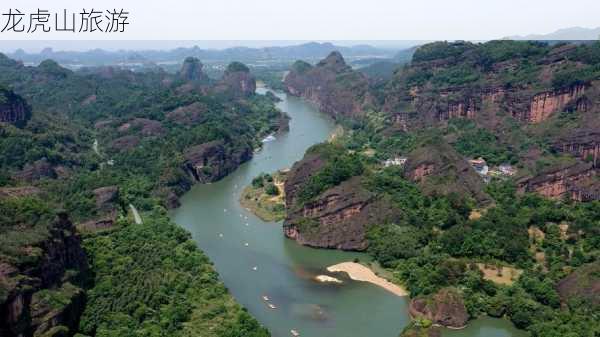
xmin=171 ymin=88 xmax=527 ymax=337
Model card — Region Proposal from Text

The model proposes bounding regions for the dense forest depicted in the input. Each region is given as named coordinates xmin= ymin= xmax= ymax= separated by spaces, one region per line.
xmin=0 ymin=53 xmax=279 ymax=336
xmin=2 ymin=39 xmax=600 ymax=337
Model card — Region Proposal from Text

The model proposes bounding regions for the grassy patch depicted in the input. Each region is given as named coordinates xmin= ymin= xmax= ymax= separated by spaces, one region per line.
xmin=240 ymin=171 xmax=286 ymax=222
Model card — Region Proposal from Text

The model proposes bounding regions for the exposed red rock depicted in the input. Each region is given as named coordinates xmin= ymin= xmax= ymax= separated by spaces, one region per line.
xmin=517 ymin=162 xmax=596 ymax=199
xmin=404 ymin=142 xmax=490 ymax=204
xmin=117 ymin=118 xmax=164 ymax=136
xmin=283 ymin=151 xmax=401 ymax=251
xmin=284 ymin=176 xmax=401 ymax=251
xmin=556 ymin=262 xmax=600 ymax=309
xmin=526 ymin=84 xmax=586 ymax=123
xmin=552 ymin=129 xmax=600 ymax=168
xmin=184 ymin=139 xmax=252 ymax=183
xmin=0 ymin=212 xmax=87 ymax=337
xmin=0 ymin=87 xmax=31 ymax=127
xmin=110 ymin=135 xmax=140 ymax=151
xmin=213 ymin=62 xmax=256 ymax=97
xmin=408 ymin=288 xmax=469 ymax=329
xmin=13 ymin=159 xmax=57 ymax=182
xmin=0 ymin=186 xmax=41 ymax=199
xmin=93 ymin=186 xmax=119 ymax=212
xmin=166 ymin=102 xmax=208 ymax=126
xmin=284 ymin=52 xmax=374 ymax=119
xmin=178 ymin=56 xmax=209 ymax=83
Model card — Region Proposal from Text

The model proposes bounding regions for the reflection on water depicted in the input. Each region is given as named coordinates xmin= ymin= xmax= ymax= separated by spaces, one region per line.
xmin=171 ymin=88 xmax=525 ymax=337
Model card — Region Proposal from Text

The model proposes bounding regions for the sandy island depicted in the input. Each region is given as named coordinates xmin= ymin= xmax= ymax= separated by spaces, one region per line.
xmin=327 ymin=262 xmax=408 ymax=296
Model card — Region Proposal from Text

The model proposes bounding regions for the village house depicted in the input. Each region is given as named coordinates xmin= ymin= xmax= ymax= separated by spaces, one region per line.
xmin=384 ymin=156 xmax=407 ymax=167
xmin=468 ymin=157 xmax=489 ymax=176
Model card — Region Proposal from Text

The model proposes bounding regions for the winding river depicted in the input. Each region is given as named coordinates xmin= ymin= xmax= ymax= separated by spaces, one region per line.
xmin=171 ymin=88 xmax=526 ymax=337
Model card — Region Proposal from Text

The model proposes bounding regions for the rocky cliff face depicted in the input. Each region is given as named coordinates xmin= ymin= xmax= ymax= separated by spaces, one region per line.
xmin=80 ymin=186 xmax=120 ymax=231
xmin=13 ymin=158 xmax=58 ymax=182
xmin=283 ymin=151 xmax=401 ymax=251
xmin=381 ymin=41 xmax=598 ymax=130
xmin=408 ymin=288 xmax=469 ymax=329
xmin=517 ymin=162 xmax=596 ymax=200
xmin=552 ymin=129 xmax=600 ymax=168
xmin=284 ymin=52 xmax=374 ymax=119
xmin=525 ymin=84 xmax=587 ymax=123
xmin=384 ymin=82 xmax=591 ymax=129
xmin=556 ymin=262 xmax=600 ymax=309
xmin=183 ymin=139 xmax=252 ymax=184
xmin=178 ymin=56 xmax=209 ymax=83
xmin=404 ymin=142 xmax=490 ymax=204
xmin=0 ymin=212 xmax=88 ymax=337
xmin=284 ymin=176 xmax=399 ymax=250
xmin=214 ymin=62 xmax=256 ymax=97
xmin=0 ymin=87 xmax=31 ymax=127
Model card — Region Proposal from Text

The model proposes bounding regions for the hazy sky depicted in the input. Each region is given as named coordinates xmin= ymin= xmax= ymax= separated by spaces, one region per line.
xmin=1 ymin=0 xmax=599 ymax=51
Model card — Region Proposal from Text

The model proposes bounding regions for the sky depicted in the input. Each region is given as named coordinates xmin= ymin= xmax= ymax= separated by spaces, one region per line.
xmin=1 ymin=0 xmax=599 ymax=51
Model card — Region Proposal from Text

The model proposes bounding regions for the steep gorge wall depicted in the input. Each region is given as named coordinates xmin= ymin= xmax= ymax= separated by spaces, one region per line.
xmin=517 ymin=162 xmax=596 ymax=200
xmin=0 ymin=212 xmax=88 ymax=337
xmin=552 ymin=130 xmax=600 ymax=168
xmin=0 ymin=88 xmax=31 ymax=127
xmin=386 ymin=83 xmax=590 ymax=128
xmin=525 ymin=84 xmax=587 ymax=123
xmin=283 ymin=152 xmax=401 ymax=251
xmin=284 ymin=52 xmax=374 ymax=119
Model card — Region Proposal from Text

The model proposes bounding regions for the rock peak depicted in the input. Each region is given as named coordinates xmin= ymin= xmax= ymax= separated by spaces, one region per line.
xmin=179 ymin=56 xmax=208 ymax=82
xmin=317 ymin=51 xmax=348 ymax=72
xmin=226 ymin=61 xmax=250 ymax=74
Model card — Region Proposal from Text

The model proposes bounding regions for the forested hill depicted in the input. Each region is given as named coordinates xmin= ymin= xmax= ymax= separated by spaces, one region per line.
xmin=0 ymin=54 xmax=279 ymax=337
xmin=284 ymin=41 xmax=600 ymax=201
xmin=281 ymin=41 xmax=600 ymax=337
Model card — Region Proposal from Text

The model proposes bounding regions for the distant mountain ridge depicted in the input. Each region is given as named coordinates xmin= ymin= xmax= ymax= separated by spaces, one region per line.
xmin=7 ymin=42 xmax=396 ymax=67
xmin=507 ymin=27 xmax=600 ymax=40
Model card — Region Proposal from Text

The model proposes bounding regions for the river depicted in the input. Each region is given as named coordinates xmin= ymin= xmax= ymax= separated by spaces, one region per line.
xmin=171 ymin=88 xmax=526 ymax=337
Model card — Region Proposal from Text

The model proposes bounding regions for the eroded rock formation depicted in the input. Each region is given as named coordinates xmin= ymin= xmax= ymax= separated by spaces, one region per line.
xmin=517 ymin=162 xmax=596 ymax=200
xmin=0 ymin=212 xmax=88 ymax=337
xmin=166 ymin=102 xmax=208 ymax=126
xmin=13 ymin=159 xmax=57 ymax=182
xmin=284 ymin=51 xmax=374 ymax=119
xmin=556 ymin=262 xmax=600 ymax=309
xmin=178 ymin=56 xmax=209 ymax=83
xmin=284 ymin=176 xmax=399 ymax=250
xmin=0 ymin=87 xmax=31 ymax=127
xmin=552 ymin=129 xmax=600 ymax=167
xmin=80 ymin=186 xmax=120 ymax=231
xmin=214 ymin=62 xmax=256 ymax=97
xmin=183 ymin=139 xmax=252 ymax=183
xmin=526 ymin=85 xmax=586 ymax=123
xmin=118 ymin=118 xmax=164 ymax=136
xmin=283 ymin=151 xmax=401 ymax=251
xmin=408 ymin=288 xmax=469 ymax=329
xmin=404 ymin=142 xmax=490 ymax=204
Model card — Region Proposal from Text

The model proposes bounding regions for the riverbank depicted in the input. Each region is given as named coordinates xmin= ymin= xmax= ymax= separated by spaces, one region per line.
xmin=327 ymin=262 xmax=409 ymax=297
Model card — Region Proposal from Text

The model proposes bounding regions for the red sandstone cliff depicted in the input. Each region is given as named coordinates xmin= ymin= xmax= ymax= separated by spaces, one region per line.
xmin=283 ymin=151 xmax=402 ymax=251
xmin=517 ymin=162 xmax=597 ymax=200
xmin=284 ymin=52 xmax=375 ymax=119
xmin=0 ymin=211 xmax=88 ymax=337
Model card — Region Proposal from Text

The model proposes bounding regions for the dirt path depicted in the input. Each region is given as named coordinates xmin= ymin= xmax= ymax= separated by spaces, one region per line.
xmin=129 ymin=204 xmax=143 ymax=224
